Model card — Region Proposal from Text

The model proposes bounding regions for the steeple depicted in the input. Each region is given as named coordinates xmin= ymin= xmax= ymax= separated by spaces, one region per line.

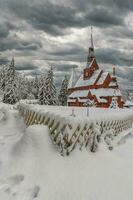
xmin=87 ymin=27 xmax=95 ymax=66
xmin=90 ymin=26 xmax=94 ymax=50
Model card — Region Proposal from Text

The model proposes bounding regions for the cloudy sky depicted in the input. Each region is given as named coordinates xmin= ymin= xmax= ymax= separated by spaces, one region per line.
xmin=0 ymin=0 xmax=133 ymax=89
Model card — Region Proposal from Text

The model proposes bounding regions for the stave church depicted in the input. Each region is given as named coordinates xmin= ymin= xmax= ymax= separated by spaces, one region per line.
xmin=67 ymin=30 xmax=124 ymax=108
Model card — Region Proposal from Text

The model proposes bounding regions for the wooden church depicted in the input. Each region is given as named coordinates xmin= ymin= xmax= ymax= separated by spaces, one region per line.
xmin=67 ymin=29 xmax=124 ymax=108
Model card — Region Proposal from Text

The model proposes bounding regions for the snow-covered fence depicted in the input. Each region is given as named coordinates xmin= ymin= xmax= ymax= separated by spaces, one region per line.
xmin=18 ymin=102 xmax=133 ymax=155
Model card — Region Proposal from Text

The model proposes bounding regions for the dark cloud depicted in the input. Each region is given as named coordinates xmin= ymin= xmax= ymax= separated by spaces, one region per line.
xmin=0 ymin=22 xmax=16 ymax=39
xmin=0 ymin=37 xmax=42 ymax=52
xmin=15 ymin=63 xmax=38 ymax=71
xmin=0 ymin=57 xmax=9 ymax=65
xmin=96 ymin=48 xmax=133 ymax=66
xmin=0 ymin=23 xmax=10 ymax=38
xmin=72 ymin=0 xmax=133 ymax=12
xmin=6 ymin=1 xmax=78 ymax=35
xmin=126 ymin=68 xmax=133 ymax=81
xmin=54 ymin=64 xmax=78 ymax=72
xmin=4 ymin=0 xmax=125 ymax=36
xmin=120 ymin=57 xmax=133 ymax=67
xmin=105 ymin=27 xmax=133 ymax=40
xmin=113 ymin=0 xmax=133 ymax=11
xmin=86 ymin=7 xmax=124 ymax=27
xmin=47 ymin=45 xmax=86 ymax=62
xmin=49 ymin=45 xmax=85 ymax=56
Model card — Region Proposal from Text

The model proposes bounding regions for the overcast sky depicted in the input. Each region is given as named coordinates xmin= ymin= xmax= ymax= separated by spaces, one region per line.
xmin=0 ymin=0 xmax=133 ymax=89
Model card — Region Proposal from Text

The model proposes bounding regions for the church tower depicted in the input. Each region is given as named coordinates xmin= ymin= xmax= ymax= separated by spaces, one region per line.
xmin=84 ymin=27 xmax=98 ymax=80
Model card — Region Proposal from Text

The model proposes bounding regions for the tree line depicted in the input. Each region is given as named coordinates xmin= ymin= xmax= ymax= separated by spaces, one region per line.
xmin=0 ymin=58 xmax=69 ymax=106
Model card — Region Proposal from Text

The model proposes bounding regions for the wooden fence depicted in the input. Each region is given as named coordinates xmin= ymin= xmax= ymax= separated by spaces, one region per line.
xmin=18 ymin=102 xmax=133 ymax=155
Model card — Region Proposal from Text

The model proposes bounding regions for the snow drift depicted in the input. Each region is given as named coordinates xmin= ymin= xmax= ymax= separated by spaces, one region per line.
xmin=0 ymin=104 xmax=133 ymax=200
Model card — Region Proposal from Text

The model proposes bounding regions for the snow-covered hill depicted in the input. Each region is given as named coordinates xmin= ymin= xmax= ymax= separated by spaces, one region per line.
xmin=0 ymin=103 xmax=133 ymax=200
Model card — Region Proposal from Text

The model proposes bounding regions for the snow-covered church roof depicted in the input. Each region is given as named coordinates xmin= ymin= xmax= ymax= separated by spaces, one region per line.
xmin=75 ymin=69 xmax=102 ymax=87
xmin=69 ymin=90 xmax=89 ymax=98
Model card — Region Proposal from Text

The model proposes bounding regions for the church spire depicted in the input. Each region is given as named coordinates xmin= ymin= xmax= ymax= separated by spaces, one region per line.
xmin=87 ymin=26 xmax=95 ymax=66
xmin=90 ymin=26 xmax=94 ymax=50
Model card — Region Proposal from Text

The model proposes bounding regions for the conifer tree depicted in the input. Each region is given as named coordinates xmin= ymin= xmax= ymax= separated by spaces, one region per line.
xmin=38 ymin=75 xmax=46 ymax=104
xmin=3 ymin=58 xmax=19 ymax=104
xmin=39 ymin=68 xmax=57 ymax=105
xmin=0 ymin=66 xmax=9 ymax=91
xmin=32 ymin=75 xmax=39 ymax=99
xmin=18 ymin=74 xmax=28 ymax=99
xmin=26 ymin=78 xmax=35 ymax=100
xmin=7 ymin=58 xmax=15 ymax=82
xmin=58 ymin=76 xmax=68 ymax=106
xmin=3 ymin=79 xmax=19 ymax=104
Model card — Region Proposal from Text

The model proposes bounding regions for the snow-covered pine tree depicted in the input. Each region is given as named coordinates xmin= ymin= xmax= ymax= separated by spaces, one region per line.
xmin=38 ymin=75 xmax=46 ymax=104
xmin=32 ymin=75 xmax=39 ymax=99
xmin=3 ymin=58 xmax=19 ymax=104
xmin=6 ymin=58 xmax=15 ymax=84
xmin=110 ymin=96 xmax=118 ymax=109
xmin=17 ymin=74 xmax=29 ymax=99
xmin=0 ymin=58 xmax=16 ymax=92
xmin=39 ymin=68 xmax=58 ymax=105
xmin=0 ymin=65 xmax=9 ymax=91
xmin=25 ymin=78 xmax=35 ymax=100
xmin=3 ymin=78 xmax=19 ymax=104
xmin=58 ymin=76 xmax=68 ymax=106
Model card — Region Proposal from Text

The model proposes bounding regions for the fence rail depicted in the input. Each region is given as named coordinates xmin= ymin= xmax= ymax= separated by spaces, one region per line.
xmin=18 ymin=102 xmax=133 ymax=155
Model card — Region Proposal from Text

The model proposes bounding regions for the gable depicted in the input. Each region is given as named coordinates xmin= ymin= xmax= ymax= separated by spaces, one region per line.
xmin=75 ymin=69 xmax=102 ymax=88
xmin=84 ymin=58 xmax=99 ymax=80
xmin=102 ymin=73 xmax=112 ymax=88
xmin=96 ymin=72 xmax=109 ymax=85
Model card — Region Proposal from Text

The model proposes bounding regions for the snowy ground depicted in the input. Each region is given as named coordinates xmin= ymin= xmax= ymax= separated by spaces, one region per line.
xmin=0 ymin=103 xmax=133 ymax=200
